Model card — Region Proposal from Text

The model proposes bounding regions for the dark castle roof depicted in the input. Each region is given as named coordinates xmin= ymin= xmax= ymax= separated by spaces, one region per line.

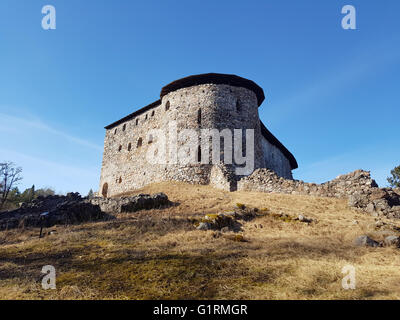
xmin=104 ymin=73 xmax=297 ymax=170
xmin=105 ymin=100 xmax=161 ymax=129
xmin=160 ymin=73 xmax=265 ymax=106
xmin=106 ymin=73 xmax=264 ymax=130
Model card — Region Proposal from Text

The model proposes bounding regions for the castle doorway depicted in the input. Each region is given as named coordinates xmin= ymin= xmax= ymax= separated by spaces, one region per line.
xmin=102 ymin=183 xmax=108 ymax=198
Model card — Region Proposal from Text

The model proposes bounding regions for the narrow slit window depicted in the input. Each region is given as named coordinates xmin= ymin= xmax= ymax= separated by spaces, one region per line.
xmin=197 ymin=108 xmax=201 ymax=125
xmin=197 ymin=145 xmax=202 ymax=163
xmin=236 ymin=99 xmax=241 ymax=112
xmin=165 ymin=101 xmax=170 ymax=111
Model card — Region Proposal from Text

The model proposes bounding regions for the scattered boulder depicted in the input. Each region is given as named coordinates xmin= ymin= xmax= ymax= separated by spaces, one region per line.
xmin=194 ymin=204 xmax=261 ymax=232
xmin=354 ymin=235 xmax=380 ymax=247
xmin=222 ymin=233 xmax=246 ymax=242
xmin=297 ymin=214 xmax=313 ymax=223
xmin=384 ymin=236 xmax=400 ymax=247
xmin=220 ymin=226 xmax=230 ymax=233
xmin=197 ymin=222 xmax=212 ymax=231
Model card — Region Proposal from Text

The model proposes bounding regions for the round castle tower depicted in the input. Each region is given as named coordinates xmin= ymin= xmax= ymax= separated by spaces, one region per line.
xmin=99 ymin=73 xmax=297 ymax=197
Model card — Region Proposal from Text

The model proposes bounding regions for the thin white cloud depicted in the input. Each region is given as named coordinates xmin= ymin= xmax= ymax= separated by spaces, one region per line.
xmin=0 ymin=148 xmax=98 ymax=177
xmin=0 ymin=148 xmax=99 ymax=194
xmin=0 ymin=113 xmax=103 ymax=151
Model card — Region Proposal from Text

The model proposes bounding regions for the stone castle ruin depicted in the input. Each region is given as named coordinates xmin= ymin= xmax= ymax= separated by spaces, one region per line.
xmin=99 ymin=73 xmax=298 ymax=197
xmin=97 ymin=73 xmax=400 ymax=220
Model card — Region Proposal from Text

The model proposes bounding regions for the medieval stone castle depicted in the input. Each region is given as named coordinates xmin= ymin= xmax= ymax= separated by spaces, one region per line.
xmin=99 ymin=73 xmax=298 ymax=197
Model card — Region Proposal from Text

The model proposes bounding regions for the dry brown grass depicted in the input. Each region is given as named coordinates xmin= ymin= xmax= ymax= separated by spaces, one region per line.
xmin=1 ymin=181 xmax=400 ymax=300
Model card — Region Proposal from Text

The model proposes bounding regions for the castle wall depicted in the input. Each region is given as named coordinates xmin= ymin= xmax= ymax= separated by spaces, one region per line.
xmin=99 ymin=83 xmax=293 ymax=197
xmin=261 ymin=137 xmax=293 ymax=179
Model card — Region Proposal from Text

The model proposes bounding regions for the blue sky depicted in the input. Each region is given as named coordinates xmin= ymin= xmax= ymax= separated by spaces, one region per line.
xmin=0 ymin=0 xmax=399 ymax=195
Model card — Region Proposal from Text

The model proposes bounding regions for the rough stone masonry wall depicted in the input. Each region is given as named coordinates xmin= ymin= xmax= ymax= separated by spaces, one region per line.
xmin=237 ymin=168 xmax=400 ymax=219
xmin=261 ymin=137 xmax=293 ymax=179
xmin=100 ymin=83 xmax=292 ymax=197
xmin=238 ymin=168 xmax=377 ymax=197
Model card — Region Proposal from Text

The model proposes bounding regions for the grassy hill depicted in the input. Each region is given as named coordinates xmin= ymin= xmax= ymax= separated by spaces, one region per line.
xmin=1 ymin=181 xmax=400 ymax=299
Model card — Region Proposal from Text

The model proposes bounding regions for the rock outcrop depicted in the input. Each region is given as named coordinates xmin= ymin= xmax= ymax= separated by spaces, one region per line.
xmin=89 ymin=193 xmax=170 ymax=213
xmin=0 ymin=193 xmax=107 ymax=230
xmin=0 ymin=192 xmax=171 ymax=230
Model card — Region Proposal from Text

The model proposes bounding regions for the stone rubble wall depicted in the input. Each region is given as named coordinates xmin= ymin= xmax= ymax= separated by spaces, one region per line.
xmin=237 ymin=168 xmax=377 ymax=197
xmin=237 ymin=168 xmax=400 ymax=219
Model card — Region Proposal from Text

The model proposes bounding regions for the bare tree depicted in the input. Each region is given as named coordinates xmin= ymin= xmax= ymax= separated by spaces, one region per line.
xmin=0 ymin=162 xmax=23 ymax=210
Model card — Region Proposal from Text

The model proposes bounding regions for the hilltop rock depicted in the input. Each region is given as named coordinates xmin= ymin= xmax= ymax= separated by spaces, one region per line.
xmin=384 ymin=236 xmax=400 ymax=247
xmin=89 ymin=192 xmax=170 ymax=213
xmin=354 ymin=235 xmax=380 ymax=247
xmin=0 ymin=193 xmax=107 ymax=230
xmin=0 ymin=192 xmax=171 ymax=230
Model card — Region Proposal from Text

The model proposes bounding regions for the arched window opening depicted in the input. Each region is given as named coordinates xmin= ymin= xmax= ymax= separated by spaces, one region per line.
xmin=165 ymin=101 xmax=170 ymax=111
xmin=118 ymin=177 xmax=122 ymax=184
xmin=101 ymin=183 xmax=108 ymax=198
xmin=136 ymin=119 xmax=139 ymax=125
xmin=137 ymin=137 xmax=143 ymax=148
xmin=123 ymin=124 xmax=126 ymax=131
xmin=145 ymin=114 xmax=148 ymax=120
xmin=114 ymin=128 xmax=117 ymax=135
xmin=128 ymin=143 xmax=131 ymax=151
xmin=118 ymin=145 xmax=122 ymax=152
xmin=151 ymin=110 xmax=155 ymax=117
